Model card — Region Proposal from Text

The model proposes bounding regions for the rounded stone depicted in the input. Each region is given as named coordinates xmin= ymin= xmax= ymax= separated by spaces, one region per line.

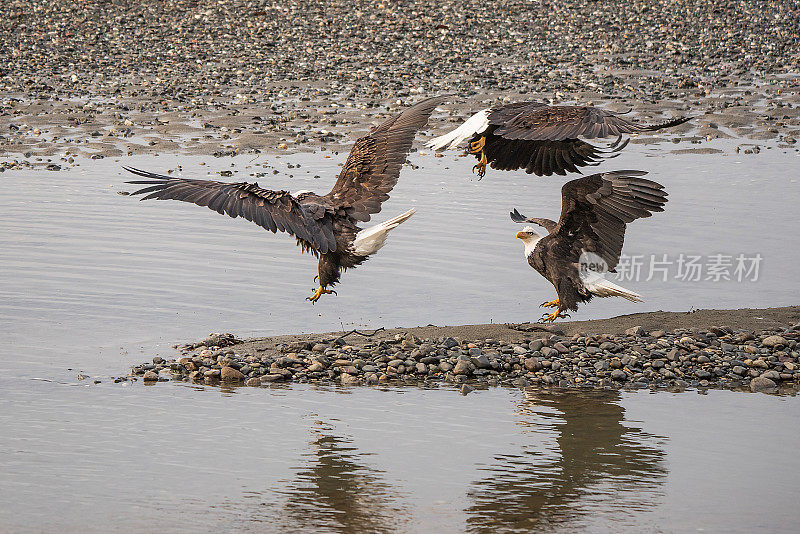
xmin=750 ymin=376 xmax=777 ymax=393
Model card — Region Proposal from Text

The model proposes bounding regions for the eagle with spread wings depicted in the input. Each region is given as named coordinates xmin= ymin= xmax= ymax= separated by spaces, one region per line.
xmin=427 ymin=101 xmax=689 ymax=178
xmin=125 ymin=96 xmax=445 ymax=302
xmin=512 ymin=170 xmax=668 ymax=322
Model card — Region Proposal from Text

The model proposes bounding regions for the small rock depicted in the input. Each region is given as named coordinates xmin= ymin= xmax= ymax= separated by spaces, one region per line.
xmin=340 ymin=373 xmax=360 ymax=385
xmin=143 ymin=371 xmax=158 ymax=381
xmin=524 ymin=357 xmax=542 ymax=372
xmin=453 ymin=360 xmax=473 ymax=375
xmin=470 ymin=354 xmax=491 ymax=368
xmin=245 ymin=377 xmax=261 ymax=387
xmin=511 ymin=377 xmax=528 ymax=388
xmin=762 ymin=335 xmax=787 ymax=348
xmin=750 ymin=376 xmax=777 ymax=393
xmin=541 ymin=346 xmax=559 ymax=358
xmin=460 ymin=384 xmax=475 ymax=395
xmin=442 ymin=337 xmax=458 ymax=349
xmin=221 ymin=366 xmax=245 ymax=381
xmin=760 ymin=370 xmax=781 ymax=381
xmin=626 ymin=326 xmax=645 ymax=336
xmin=611 ymin=369 xmax=627 ymax=381
xmin=260 ymin=374 xmax=284 ymax=383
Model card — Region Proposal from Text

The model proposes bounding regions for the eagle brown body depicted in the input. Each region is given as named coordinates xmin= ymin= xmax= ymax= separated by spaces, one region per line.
xmin=513 ymin=170 xmax=668 ymax=322
xmin=126 ymin=96 xmax=446 ymax=302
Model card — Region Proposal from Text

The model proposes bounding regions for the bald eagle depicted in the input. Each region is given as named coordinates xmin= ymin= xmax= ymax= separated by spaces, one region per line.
xmin=427 ymin=101 xmax=689 ymax=178
xmin=125 ymin=96 xmax=445 ymax=302
xmin=511 ymin=170 xmax=668 ymax=322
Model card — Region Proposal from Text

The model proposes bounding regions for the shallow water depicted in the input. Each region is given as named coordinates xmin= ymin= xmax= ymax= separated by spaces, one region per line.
xmin=1 ymin=383 xmax=798 ymax=533
xmin=1 ymin=141 xmax=799 ymax=531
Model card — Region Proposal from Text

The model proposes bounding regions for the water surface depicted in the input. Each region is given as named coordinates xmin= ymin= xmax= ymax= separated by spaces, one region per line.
xmin=1 ymin=141 xmax=799 ymax=532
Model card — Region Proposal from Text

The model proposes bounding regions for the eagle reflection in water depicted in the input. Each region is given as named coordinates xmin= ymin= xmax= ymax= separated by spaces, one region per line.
xmin=232 ymin=423 xmax=409 ymax=533
xmin=465 ymin=390 xmax=667 ymax=532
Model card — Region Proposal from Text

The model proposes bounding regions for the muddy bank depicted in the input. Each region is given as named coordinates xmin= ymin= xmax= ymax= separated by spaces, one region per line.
xmin=2 ymin=0 xmax=800 ymax=168
xmin=125 ymin=306 xmax=800 ymax=394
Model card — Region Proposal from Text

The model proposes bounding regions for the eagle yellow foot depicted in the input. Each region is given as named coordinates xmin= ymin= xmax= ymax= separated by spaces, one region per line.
xmin=307 ymin=286 xmax=337 ymax=303
xmin=540 ymin=299 xmax=560 ymax=309
xmin=539 ymin=310 xmax=571 ymax=323
xmin=469 ymin=136 xmax=488 ymax=178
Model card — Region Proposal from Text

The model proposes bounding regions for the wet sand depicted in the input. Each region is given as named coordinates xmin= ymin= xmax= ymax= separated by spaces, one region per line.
xmin=237 ymin=305 xmax=800 ymax=347
xmin=2 ymin=1 xmax=799 ymax=168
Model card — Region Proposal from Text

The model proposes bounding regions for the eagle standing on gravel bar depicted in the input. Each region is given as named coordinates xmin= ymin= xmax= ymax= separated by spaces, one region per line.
xmin=512 ymin=170 xmax=668 ymax=322
xmin=426 ymin=102 xmax=690 ymax=178
xmin=125 ymin=96 xmax=446 ymax=302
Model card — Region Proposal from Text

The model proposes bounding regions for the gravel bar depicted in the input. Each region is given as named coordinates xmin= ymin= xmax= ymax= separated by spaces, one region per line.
xmin=124 ymin=306 xmax=800 ymax=394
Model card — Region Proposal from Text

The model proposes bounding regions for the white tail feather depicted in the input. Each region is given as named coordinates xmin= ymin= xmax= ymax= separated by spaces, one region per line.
xmin=580 ymin=270 xmax=643 ymax=302
xmin=352 ymin=208 xmax=416 ymax=256
xmin=425 ymin=109 xmax=491 ymax=150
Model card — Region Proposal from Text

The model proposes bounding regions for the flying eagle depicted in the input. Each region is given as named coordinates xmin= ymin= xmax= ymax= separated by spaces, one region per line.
xmin=125 ymin=96 xmax=445 ymax=302
xmin=427 ymin=102 xmax=689 ymax=178
xmin=511 ymin=170 xmax=668 ymax=322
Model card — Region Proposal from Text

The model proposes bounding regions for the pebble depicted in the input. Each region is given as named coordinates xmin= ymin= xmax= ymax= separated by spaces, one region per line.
xmin=142 ymin=370 xmax=158 ymax=381
xmin=453 ymin=360 xmax=473 ymax=375
xmin=750 ymin=376 xmax=778 ymax=393
xmin=762 ymin=335 xmax=787 ymax=348
xmin=220 ymin=366 xmax=244 ymax=382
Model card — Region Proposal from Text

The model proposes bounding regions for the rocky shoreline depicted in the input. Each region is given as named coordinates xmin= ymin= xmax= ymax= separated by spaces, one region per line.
xmin=124 ymin=306 xmax=800 ymax=394
xmin=2 ymin=0 xmax=799 ymax=169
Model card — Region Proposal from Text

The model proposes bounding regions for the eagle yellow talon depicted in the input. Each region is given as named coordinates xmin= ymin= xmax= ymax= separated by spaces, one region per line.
xmin=472 ymin=153 xmax=488 ymax=178
xmin=539 ymin=310 xmax=570 ymax=323
xmin=540 ymin=299 xmax=560 ymax=308
xmin=469 ymin=136 xmax=488 ymax=178
xmin=307 ymin=286 xmax=337 ymax=303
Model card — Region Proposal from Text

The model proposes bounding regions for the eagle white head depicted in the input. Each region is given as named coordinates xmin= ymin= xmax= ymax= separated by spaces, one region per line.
xmin=515 ymin=226 xmax=542 ymax=257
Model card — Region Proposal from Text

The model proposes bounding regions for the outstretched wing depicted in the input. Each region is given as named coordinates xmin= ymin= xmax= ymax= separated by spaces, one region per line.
xmin=491 ymin=103 xmax=690 ymax=141
xmin=509 ymin=208 xmax=557 ymax=234
xmin=124 ymin=167 xmax=337 ymax=253
xmin=554 ymin=170 xmax=668 ymax=270
xmin=482 ymin=135 xmax=629 ymax=177
xmin=326 ymin=96 xmax=446 ymax=222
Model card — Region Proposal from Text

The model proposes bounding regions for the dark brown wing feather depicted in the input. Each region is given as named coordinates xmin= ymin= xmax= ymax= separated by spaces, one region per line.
xmin=325 ymin=96 xmax=446 ymax=222
xmin=490 ymin=102 xmax=689 ymax=142
xmin=124 ymin=166 xmax=337 ymax=253
xmin=486 ymin=101 xmax=546 ymax=125
xmin=509 ymin=208 xmax=557 ymax=233
xmin=479 ymin=132 xmax=629 ymax=177
xmin=554 ymin=170 xmax=668 ymax=270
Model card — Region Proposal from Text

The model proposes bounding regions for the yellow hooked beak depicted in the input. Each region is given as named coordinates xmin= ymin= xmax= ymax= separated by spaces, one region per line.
xmin=516 ymin=231 xmax=528 ymax=239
